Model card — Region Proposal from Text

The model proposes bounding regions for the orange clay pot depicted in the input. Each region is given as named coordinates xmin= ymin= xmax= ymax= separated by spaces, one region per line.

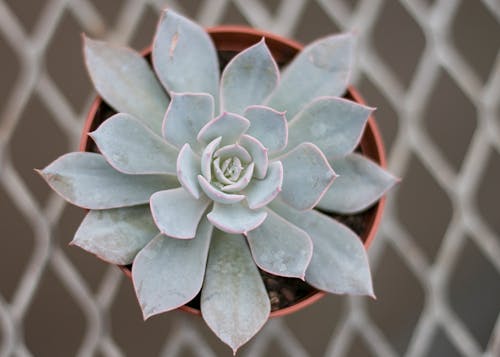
xmin=80 ymin=26 xmax=387 ymax=318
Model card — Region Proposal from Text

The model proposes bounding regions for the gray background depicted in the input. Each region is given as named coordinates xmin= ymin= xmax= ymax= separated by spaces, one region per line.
xmin=1 ymin=0 xmax=499 ymax=356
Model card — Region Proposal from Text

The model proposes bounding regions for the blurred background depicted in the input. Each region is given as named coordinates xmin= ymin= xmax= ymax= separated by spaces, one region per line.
xmin=1 ymin=0 xmax=499 ymax=356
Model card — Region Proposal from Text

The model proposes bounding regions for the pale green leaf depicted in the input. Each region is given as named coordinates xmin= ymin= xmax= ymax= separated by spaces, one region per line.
xmin=317 ymin=153 xmax=398 ymax=214
xmin=246 ymin=209 xmax=312 ymax=279
xmin=201 ymin=230 xmax=270 ymax=354
xmin=243 ymin=105 xmax=288 ymax=154
xmin=162 ymin=92 xmax=214 ymax=152
xmin=279 ymin=143 xmax=336 ymax=210
xmin=133 ymin=217 xmax=213 ymax=319
xmin=150 ymin=187 xmax=210 ymax=239
xmin=72 ymin=205 xmax=157 ymax=265
xmin=286 ymin=97 xmax=372 ymax=158
xmin=38 ymin=152 xmax=178 ymax=209
xmin=207 ymin=202 xmax=267 ymax=234
xmin=270 ymin=199 xmax=374 ymax=296
xmin=84 ymin=36 xmax=168 ymax=133
xmin=267 ymin=33 xmax=355 ymax=119
xmin=245 ymin=161 xmax=283 ymax=209
xmin=90 ymin=113 xmax=178 ymax=175
xmin=153 ymin=10 xmax=219 ymax=108
xmin=221 ymin=39 xmax=279 ymax=114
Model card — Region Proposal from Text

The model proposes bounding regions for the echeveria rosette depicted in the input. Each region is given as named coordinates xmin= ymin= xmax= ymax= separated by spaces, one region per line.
xmin=37 ymin=9 xmax=398 ymax=354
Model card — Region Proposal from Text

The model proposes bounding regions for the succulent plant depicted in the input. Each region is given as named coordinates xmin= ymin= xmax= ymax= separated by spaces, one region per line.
xmin=38 ymin=9 xmax=397 ymax=353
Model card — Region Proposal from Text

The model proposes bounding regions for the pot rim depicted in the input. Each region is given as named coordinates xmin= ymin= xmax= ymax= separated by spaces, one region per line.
xmin=79 ymin=25 xmax=387 ymax=319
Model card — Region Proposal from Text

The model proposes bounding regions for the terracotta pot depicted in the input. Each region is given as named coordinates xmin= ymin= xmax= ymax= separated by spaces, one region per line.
xmin=80 ymin=26 xmax=387 ymax=318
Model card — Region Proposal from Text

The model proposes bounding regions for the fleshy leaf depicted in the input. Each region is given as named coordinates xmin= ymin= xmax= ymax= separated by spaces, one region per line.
xmin=201 ymin=230 xmax=270 ymax=354
xmin=267 ymin=33 xmax=355 ymax=119
xmin=177 ymin=144 xmax=202 ymax=199
xmin=270 ymin=199 xmax=374 ymax=296
xmin=37 ymin=152 xmax=178 ymax=209
xmin=198 ymin=175 xmax=245 ymax=204
xmin=72 ymin=206 xmax=158 ymax=265
xmin=90 ymin=113 xmax=178 ymax=175
xmin=197 ymin=112 xmax=250 ymax=146
xmin=201 ymin=137 xmax=222 ymax=181
xmin=245 ymin=209 xmax=312 ymax=279
xmin=286 ymin=97 xmax=372 ymax=158
xmin=153 ymin=10 xmax=219 ymax=108
xmin=279 ymin=143 xmax=336 ymax=210
xmin=133 ymin=217 xmax=213 ymax=319
xmin=243 ymin=105 xmax=288 ymax=154
xmin=220 ymin=39 xmax=279 ymax=114
xmin=83 ymin=36 xmax=168 ymax=133
xmin=245 ymin=161 xmax=283 ymax=209
xmin=214 ymin=144 xmax=251 ymax=163
xmin=213 ymin=157 xmax=234 ymax=185
xmin=162 ymin=92 xmax=214 ymax=152
xmin=317 ymin=153 xmax=398 ymax=213
xmin=150 ymin=187 xmax=210 ymax=239
xmin=207 ymin=202 xmax=267 ymax=234
xmin=238 ymin=135 xmax=268 ymax=179
xmin=221 ymin=163 xmax=254 ymax=193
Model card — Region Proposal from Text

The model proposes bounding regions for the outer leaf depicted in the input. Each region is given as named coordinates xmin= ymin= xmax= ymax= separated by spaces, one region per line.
xmin=150 ymin=187 xmax=210 ymax=239
xmin=84 ymin=36 xmax=168 ymax=133
xmin=90 ymin=113 xmax=178 ymax=175
xmin=286 ymin=97 xmax=372 ymax=158
xmin=317 ymin=153 xmax=398 ymax=213
xmin=153 ymin=10 xmax=219 ymax=107
xmin=198 ymin=175 xmax=245 ymax=204
xmin=279 ymin=143 xmax=336 ymax=210
xmin=270 ymin=199 xmax=374 ymax=296
xmin=201 ymin=230 xmax=270 ymax=354
xmin=133 ymin=218 xmax=213 ymax=319
xmin=243 ymin=105 xmax=288 ymax=154
xmin=207 ymin=202 xmax=267 ymax=234
xmin=245 ymin=209 xmax=312 ymax=279
xmin=267 ymin=33 xmax=355 ymax=119
xmin=37 ymin=152 xmax=178 ymax=209
xmin=220 ymin=39 xmax=279 ymax=114
xmin=72 ymin=206 xmax=157 ymax=265
xmin=162 ymin=92 xmax=214 ymax=152
xmin=177 ymin=144 xmax=202 ymax=199
xmin=197 ymin=112 xmax=250 ymax=146
xmin=245 ymin=161 xmax=283 ymax=209
xmin=238 ymin=135 xmax=268 ymax=179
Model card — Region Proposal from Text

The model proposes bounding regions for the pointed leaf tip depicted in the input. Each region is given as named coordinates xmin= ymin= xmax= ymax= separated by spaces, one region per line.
xmin=150 ymin=187 xmax=210 ymax=239
xmin=72 ymin=206 xmax=157 ymax=265
xmin=279 ymin=143 xmax=336 ymax=210
xmin=286 ymin=97 xmax=371 ymax=158
xmin=270 ymin=200 xmax=374 ymax=296
xmin=153 ymin=9 xmax=219 ymax=106
xmin=90 ymin=113 xmax=178 ymax=175
xmin=133 ymin=218 xmax=213 ymax=319
xmin=39 ymin=152 xmax=178 ymax=209
xmin=84 ymin=37 xmax=168 ymax=133
xmin=246 ymin=209 xmax=312 ymax=279
xmin=317 ymin=153 xmax=398 ymax=214
xmin=201 ymin=231 xmax=270 ymax=353
xmin=267 ymin=33 xmax=356 ymax=118
xmin=220 ymin=37 xmax=279 ymax=114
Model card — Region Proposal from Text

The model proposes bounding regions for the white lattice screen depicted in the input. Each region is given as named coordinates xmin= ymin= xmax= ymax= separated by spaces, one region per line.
xmin=1 ymin=0 xmax=499 ymax=356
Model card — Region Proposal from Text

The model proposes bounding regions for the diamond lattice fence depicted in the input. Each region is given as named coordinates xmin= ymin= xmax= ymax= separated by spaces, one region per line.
xmin=1 ymin=0 xmax=499 ymax=356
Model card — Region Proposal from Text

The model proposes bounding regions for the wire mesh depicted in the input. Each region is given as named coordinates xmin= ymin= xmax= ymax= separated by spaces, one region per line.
xmin=0 ymin=0 xmax=499 ymax=356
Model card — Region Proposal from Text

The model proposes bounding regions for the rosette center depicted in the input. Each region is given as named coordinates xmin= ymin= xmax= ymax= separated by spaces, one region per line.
xmin=211 ymin=143 xmax=253 ymax=191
